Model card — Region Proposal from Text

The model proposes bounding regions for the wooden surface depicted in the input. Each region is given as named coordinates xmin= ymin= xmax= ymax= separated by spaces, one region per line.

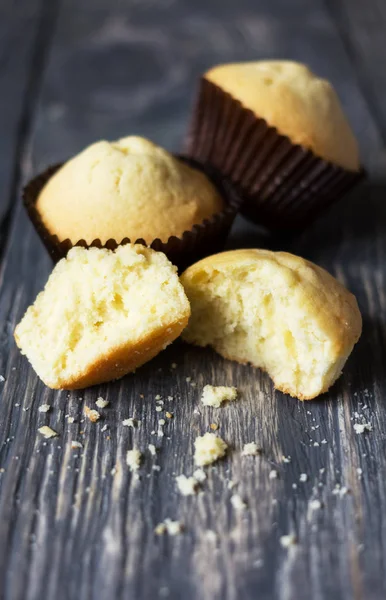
xmin=0 ymin=1 xmax=386 ymax=598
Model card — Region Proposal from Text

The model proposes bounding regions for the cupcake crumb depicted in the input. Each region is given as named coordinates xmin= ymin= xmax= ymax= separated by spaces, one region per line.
xmin=84 ymin=406 xmax=100 ymax=422
xmin=38 ymin=426 xmax=58 ymax=439
xmin=96 ymin=397 xmax=109 ymax=409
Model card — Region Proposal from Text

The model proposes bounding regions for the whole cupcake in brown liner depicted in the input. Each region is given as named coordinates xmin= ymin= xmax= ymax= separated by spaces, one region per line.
xmin=185 ymin=61 xmax=365 ymax=231
xmin=23 ymin=136 xmax=243 ymax=271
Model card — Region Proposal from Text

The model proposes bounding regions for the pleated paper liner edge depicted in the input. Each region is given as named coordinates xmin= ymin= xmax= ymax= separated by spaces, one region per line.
xmin=23 ymin=155 xmax=243 ymax=271
xmin=185 ymin=77 xmax=366 ymax=231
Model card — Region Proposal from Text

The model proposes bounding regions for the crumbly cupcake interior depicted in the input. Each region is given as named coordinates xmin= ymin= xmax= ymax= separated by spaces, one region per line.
xmin=15 ymin=245 xmax=190 ymax=389
xmin=181 ymin=249 xmax=362 ymax=400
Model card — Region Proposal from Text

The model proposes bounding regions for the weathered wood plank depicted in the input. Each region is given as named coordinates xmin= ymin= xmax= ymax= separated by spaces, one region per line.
xmin=0 ymin=1 xmax=386 ymax=599
xmin=0 ymin=0 xmax=59 ymax=251
xmin=326 ymin=0 xmax=386 ymax=170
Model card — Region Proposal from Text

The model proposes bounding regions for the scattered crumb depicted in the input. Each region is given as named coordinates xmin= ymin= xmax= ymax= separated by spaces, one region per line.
xmin=126 ymin=449 xmax=142 ymax=471
xmin=164 ymin=519 xmax=183 ymax=535
xmin=242 ymin=442 xmax=260 ymax=456
xmin=156 ymin=399 xmax=164 ymax=406
xmin=186 ymin=377 xmax=191 ymax=383
xmin=38 ymin=404 xmax=51 ymax=413
xmin=292 ymin=483 xmax=297 ymax=489
xmin=155 ymin=519 xmax=183 ymax=536
xmin=155 ymin=406 xmax=162 ymax=413
xmin=201 ymin=385 xmax=238 ymax=408
xmin=357 ymin=468 xmax=363 ymax=476
xmin=152 ymin=465 xmax=161 ymax=472
xmin=157 ymin=429 xmax=164 ymax=438
xmin=353 ymin=423 xmax=372 ymax=434
xmin=171 ymin=363 xmax=177 ymax=369
xmin=333 ymin=484 xmax=350 ymax=497
xmin=210 ymin=423 xmax=219 ymax=431
xmin=165 ymin=412 xmax=173 ymax=419
xmin=84 ymin=406 xmax=100 ymax=422
xmin=227 ymin=480 xmax=236 ymax=490
xmin=0 ymin=375 xmax=5 ymax=382
xmin=148 ymin=444 xmax=156 ymax=456
xmin=280 ymin=534 xmax=297 ymax=548
xmin=154 ymin=523 xmax=166 ymax=535
xmin=313 ymin=442 xmax=320 ymax=447
xmin=193 ymin=408 xmax=201 ymax=415
xmin=204 ymin=530 xmax=217 ymax=543
xmin=299 ymin=473 xmax=308 ymax=482
xmin=319 ymin=468 xmax=325 ymax=474
xmin=155 ymin=394 xmax=161 ymax=400
xmin=167 ymin=396 xmax=174 ymax=401
xmin=101 ymin=424 xmax=108 ymax=432
xmin=71 ymin=441 xmax=83 ymax=449
xmin=193 ymin=468 xmax=206 ymax=482
xmin=123 ymin=418 xmax=137 ymax=427
xmin=159 ymin=419 xmax=166 ymax=426
xmin=38 ymin=426 xmax=58 ymax=439
xmin=321 ymin=439 xmax=327 ymax=444
xmin=176 ymin=474 xmax=198 ymax=496
xmin=96 ymin=397 xmax=109 ymax=409
xmin=310 ymin=499 xmax=322 ymax=510
xmin=269 ymin=469 xmax=278 ymax=480
xmin=230 ymin=494 xmax=247 ymax=511
xmin=67 ymin=416 xmax=75 ymax=424
xmin=194 ymin=432 xmax=227 ymax=466
xmin=282 ymin=455 xmax=291 ymax=463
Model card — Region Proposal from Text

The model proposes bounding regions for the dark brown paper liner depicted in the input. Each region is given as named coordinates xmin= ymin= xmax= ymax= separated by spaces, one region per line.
xmin=22 ymin=155 xmax=243 ymax=271
xmin=185 ymin=78 xmax=366 ymax=230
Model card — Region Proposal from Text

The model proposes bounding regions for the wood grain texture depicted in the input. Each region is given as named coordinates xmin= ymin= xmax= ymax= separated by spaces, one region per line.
xmin=0 ymin=1 xmax=386 ymax=599
xmin=326 ymin=0 xmax=386 ymax=168
xmin=0 ymin=0 xmax=59 ymax=247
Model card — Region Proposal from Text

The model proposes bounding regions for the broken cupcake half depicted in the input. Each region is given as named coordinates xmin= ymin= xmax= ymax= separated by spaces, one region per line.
xmin=14 ymin=245 xmax=190 ymax=389
xmin=180 ymin=249 xmax=362 ymax=400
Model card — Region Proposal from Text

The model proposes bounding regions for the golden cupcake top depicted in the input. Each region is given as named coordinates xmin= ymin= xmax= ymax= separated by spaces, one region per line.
xmin=36 ymin=136 xmax=224 ymax=244
xmin=205 ymin=61 xmax=360 ymax=171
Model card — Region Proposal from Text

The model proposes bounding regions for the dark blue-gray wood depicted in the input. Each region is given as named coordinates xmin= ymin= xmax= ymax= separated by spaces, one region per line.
xmin=0 ymin=1 xmax=386 ymax=599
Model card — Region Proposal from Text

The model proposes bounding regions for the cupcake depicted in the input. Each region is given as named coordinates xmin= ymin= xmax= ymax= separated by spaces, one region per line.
xmin=180 ymin=249 xmax=362 ymax=400
xmin=24 ymin=136 xmax=242 ymax=269
xmin=15 ymin=244 xmax=191 ymax=389
xmin=185 ymin=61 xmax=365 ymax=230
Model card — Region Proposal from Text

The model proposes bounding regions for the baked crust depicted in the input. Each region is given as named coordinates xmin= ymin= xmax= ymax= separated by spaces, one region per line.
xmin=18 ymin=314 xmax=189 ymax=390
xmin=36 ymin=136 xmax=223 ymax=244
